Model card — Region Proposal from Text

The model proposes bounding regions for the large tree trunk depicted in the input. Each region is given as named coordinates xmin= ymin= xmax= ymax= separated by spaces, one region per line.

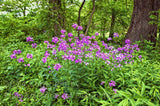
xmin=124 ymin=0 xmax=160 ymax=46
xmin=49 ymin=0 xmax=62 ymax=37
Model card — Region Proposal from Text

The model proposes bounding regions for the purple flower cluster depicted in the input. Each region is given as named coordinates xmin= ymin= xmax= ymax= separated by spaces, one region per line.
xmin=13 ymin=50 xmax=22 ymax=54
xmin=42 ymin=57 xmax=47 ymax=63
xmin=17 ymin=57 xmax=24 ymax=63
xmin=47 ymin=44 xmax=55 ymax=48
xmin=10 ymin=49 xmax=22 ymax=59
xmin=61 ymin=29 xmax=66 ymax=34
xmin=10 ymin=54 xmax=17 ymax=59
xmin=24 ymin=64 xmax=30 ymax=67
xmin=54 ymin=63 xmax=62 ymax=71
xmin=60 ymin=34 xmax=65 ymax=38
xmin=52 ymin=37 xmax=59 ymax=43
xmin=44 ymin=40 xmax=49 ymax=44
xmin=32 ymin=43 xmax=37 ymax=48
xmin=113 ymin=33 xmax=119 ymax=37
xmin=68 ymin=33 xmax=73 ymax=37
xmin=44 ymin=51 xmax=50 ymax=57
xmin=26 ymin=36 xmax=33 ymax=42
xmin=95 ymin=32 xmax=99 ymax=36
xmin=27 ymin=54 xmax=33 ymax=59
xmin=52 ymin=49 xmax=57 ymax=55
xmin=75 ymin=58 xmax=82 ymax=63
xmin=109 ymin=80 xmax=116 ymax=87
xmin=72 ymin=24 xmax=78 ymax=29
xmin=61 ymin=93 xmax=70 ymax=100
xmin=54 ymin=93 xmax=70 ymax=100
xmin=77 ymin=26 xmax=83 ymax=30
xmin=108 ymin=37 xmax=112 ymax=41
xmin=14 ymin=92 xmax=23 ymax=102
xmin=40 ymin=86 xmax=47 ymax=93
xmin=125 ymin=39 xmax=130 ymax=44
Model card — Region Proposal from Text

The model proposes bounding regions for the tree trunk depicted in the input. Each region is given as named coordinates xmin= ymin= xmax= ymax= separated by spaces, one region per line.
xmin=78 ymin=0 xmax=86 ymax=37
xmin=49 ymin=0 xmax=62 ymax=37
xmin=124 ymin=0 xmax=160 ymax=46
xmin=109 ymin=9 xmax=116 ymax=38
xmin=84 ymin=0 xmax=96 ymax=36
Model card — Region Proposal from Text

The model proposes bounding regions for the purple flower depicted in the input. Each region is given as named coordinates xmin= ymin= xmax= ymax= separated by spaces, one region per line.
xmin=32 ymin=43 xmax=37 ymax=48
xmin=138 ymin=55 xmax=142 ymax=58
xmin=48 ymin=66 xmax=50 ymax=68
xmin=19 ymin=99 xmax=23 ymax=102
xmin=17 ymin=57 xmax=24 ymax=63
xmin=54 ymin=63 xmax=62 ymax=71
xmin=95 ymin=32 xmax=99 ymax=36
xmin=49 ymin=71 xmax=51 ymax=73
xmin=61 ymin=29 xmax=66 ymax=34
xmin=101 ymin=81 xmax=105 ymax=85
xmin=80 ymin=34 xmax=84 ymax=38
xmin=52 ymin=37 xmax=59 ymax=43
xmin=107 ymin=37 xmax=112 ymax=41
xmin=44 ymin=40 xmax=49 ymax=44
xmin=13 ymin=50 xmax=18 ymax=54
xmin=47 ymin=44 xmax=55 ymax=48
xmin=26 ymin=36 xmax=34 ymax=42
xmin=10 ymin=54 xmax=16 ymax=59
xmin=70 ymin=43 xmax=75 ymax=47
xmin=113 ymin=33 xmax=119 ymax=37
xmin=136 ymin=48 xmax=140 ymax=51
xmin=55 ymin=94 xmax=59 ymax=98
xmin=72 ymin=23 xmax=78 ymax=29
xmin=77 ymin=26 xmax=83 ymax=30
xmin=61 ymin=93 xmax=69 ymax=100
xmin=68 ymin=33 xmax=73 ymax=37
xmin=113 ymin=89 xmax=117 ymax=94
xmin=60 ymin=35 xmax=65 ymax=38
xmin=27 ymin=54 xmax=33 ymax=59
xmin=44 ymin=51 xmax=50 ymax=57
xmin=27 ymin=64 xmax=30 ymax=66
xmin=125 ymin=39 xmax=130 ymax=44
xmin=42 ymin=57 xmax=47 ymax=63
xmin=91 ymin=35 xmax=96 ymax=39
xmin=52 ymin=49 xmax=57 ymax=55
xmin=68 ymin=38 xmax=72 ymax=42
xmin=14 ymin=92 xmax=20 ymax=97
xmin=75 ymin=58 xmax=82 ymax=64
xmin=109 ymin=80 xmax=116 ymax=87
xmin=40 ymin=86 xmax=47 ymax=93
xmin=17 ymin=49 xmax=22 ymax=54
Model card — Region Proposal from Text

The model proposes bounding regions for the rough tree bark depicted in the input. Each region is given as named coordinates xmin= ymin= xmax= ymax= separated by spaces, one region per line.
xmin=78 ymin=0 xmax=86 ymax=37
xmin=109 ymin=8 xmax=116 ymax=38
xmin=84 ymin=0 xmax=96 ymax=36
xmin=124 ymin=0 xmax=160 ymax=46
xmin=49 ymin=0 xmax=62 ymax=37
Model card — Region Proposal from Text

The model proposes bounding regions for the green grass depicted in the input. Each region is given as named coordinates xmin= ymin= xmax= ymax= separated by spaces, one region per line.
xmin=0 ymin=36 xmax=160 ymax=106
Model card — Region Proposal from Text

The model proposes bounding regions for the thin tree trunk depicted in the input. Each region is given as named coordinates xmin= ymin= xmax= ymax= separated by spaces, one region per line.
xmin=109 ymin=9 xmax=116 ymax=38
xmin=84 ymin=0 xmax=96 ymax=36
xmin=124 ymin=0 xmax=160 ymax=46
xmin=78 ymin=0 xmax=86 ymax=37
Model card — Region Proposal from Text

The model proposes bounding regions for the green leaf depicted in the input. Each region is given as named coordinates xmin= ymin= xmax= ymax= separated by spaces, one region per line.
xmin=141 ymin=82 xmax=145 ymax=96
xmin=0 ymin=86 xmax=7 ymax=91
xmin=118 ymin=99 xmax=128 ymax=106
